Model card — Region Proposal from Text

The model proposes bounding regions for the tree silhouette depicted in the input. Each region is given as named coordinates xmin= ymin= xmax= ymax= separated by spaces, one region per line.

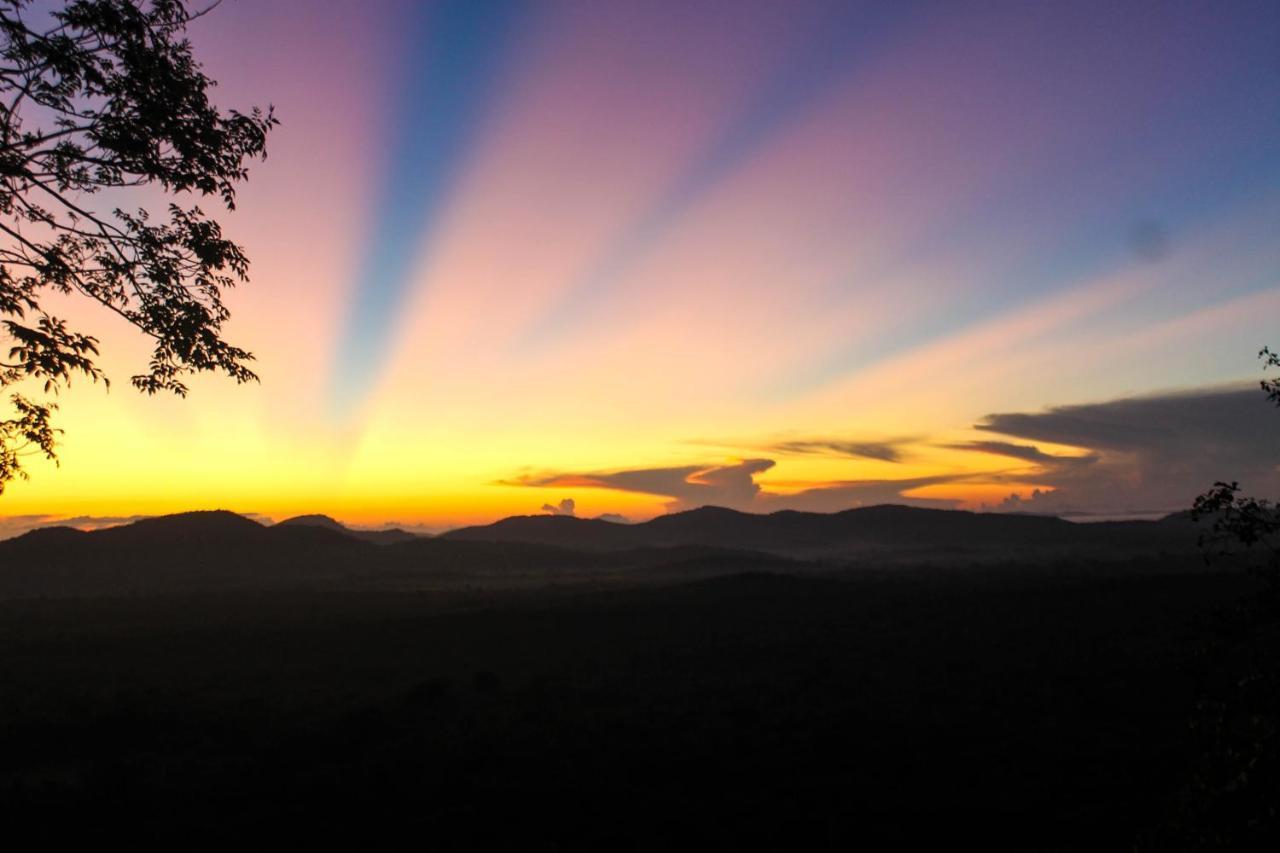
xmin=1261 ymin=345 xmax=1280 ymax=407
xmin=1191 ymin=347 xmax=1280 ymax=590
xmin=1163 ymin=349 xmax=1280 ymax=850
xmin=0 ymin=0 xmax=275 ymax=492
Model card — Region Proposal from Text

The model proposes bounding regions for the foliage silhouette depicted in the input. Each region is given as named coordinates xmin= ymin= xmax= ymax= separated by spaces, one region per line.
xmin=0 ymin=0 xmax=275 ymax=492
xmin=1192 ymin=481 xmax=1279 ymax=594
xmin=1191 ymin=347 xmax=1280 ymax=590
xmin=1164 ymin=346 xmax=1280 ymax=849
xmin=1261 ymin=346 xmax=1280 ymax=408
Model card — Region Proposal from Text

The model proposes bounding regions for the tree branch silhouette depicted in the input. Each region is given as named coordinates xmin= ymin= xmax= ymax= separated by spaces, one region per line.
xmin=1190 ymin=346 xmax=1280 ymax=590
xmin=0 ymin=0 xmax=276 ymax=492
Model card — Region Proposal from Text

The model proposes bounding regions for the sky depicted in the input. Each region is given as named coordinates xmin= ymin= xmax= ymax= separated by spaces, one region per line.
xmin=3 ymin=0 xmax=1280 ymax=537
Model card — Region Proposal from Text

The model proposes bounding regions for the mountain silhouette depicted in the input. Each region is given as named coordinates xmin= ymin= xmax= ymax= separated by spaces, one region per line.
xmin=277 ymin=513 xmax=420 ymax=545
xmin=0 ymin=504 xmax=1205 ymax=600
xmin=0 ymin=511 xmax=372 ymax=597
xmin=442 ymin=503 xmax=1196 ymax=557
xmin=0 ymin=510 xmax=788 ymax=598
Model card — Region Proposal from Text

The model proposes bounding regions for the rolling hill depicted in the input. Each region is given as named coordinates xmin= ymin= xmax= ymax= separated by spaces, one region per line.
xmin=442 ymin=504 xmax=1198 ymax=557
xmin=0 ymin=504 xmax=1210 ymax=599
xmin=0 ymin=510 xmax=796 ymax=598
xmin=277 ymin=514 xmax=420 ymax=545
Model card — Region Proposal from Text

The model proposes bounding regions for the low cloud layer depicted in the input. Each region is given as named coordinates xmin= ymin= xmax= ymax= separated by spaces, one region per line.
xmin=504 ymin=384 xmax=1280 ymax=520
xmin=10 ymin=387 xmax=1270 ymax=533
xmin=0 ymin=511 xmax=277 ymax=541
xmin=509 ymin=459 xmax=776 ymax=512
xmin=0 ymin=514 xmax=151 ymax=541
xmin=506 ymin=460 xmax=956 ymax=514
xmin=974 ymin=385 xmax=1280 ymax=516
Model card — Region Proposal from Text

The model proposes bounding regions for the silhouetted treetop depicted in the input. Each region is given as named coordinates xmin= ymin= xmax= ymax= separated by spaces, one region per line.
xmin=0 ymin=0 xmax=275 ymax=491
xmin=1260 ymin=346 xmax=1280 ymax=407
xmin=1191 ymin=345 xmax=1280 ymax=590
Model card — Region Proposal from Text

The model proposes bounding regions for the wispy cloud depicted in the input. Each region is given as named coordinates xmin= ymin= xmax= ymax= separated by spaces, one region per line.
xmin=503 ymin=383 xmax=1280 ymax=520
xmin=505 ymin=458 xmax=958 ymax=513
xmin=768 ymin=438 xmax=910 ymax=463
xmin=943 ymin=440 xmax=1097 ymax=469
xmin=756 ymin=475 xmax=963 ymax=513
xmin=506 ymin=459 xmax=775 ymax=512
xmin=691 ymin=434 xmax=916 ymax=463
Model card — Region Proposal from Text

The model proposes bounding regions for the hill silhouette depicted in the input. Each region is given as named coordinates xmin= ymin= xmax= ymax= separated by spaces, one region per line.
xmin=0 ymin=504 xmax=1209 ymax=600
xmin=0 ymin=504 xmax=1211 ymax=600
xmin=443 ymin=503 xmax=1196 ymax=558
xmin=277 ymin=513 xmax=420 ymax=545
xmin=0 ymin=511 xmax=376 ymax=597
xmin=0 ymin=510 xmax=796 ymax=598
xmin=0 ymin=507 xmax=1261 ymax=848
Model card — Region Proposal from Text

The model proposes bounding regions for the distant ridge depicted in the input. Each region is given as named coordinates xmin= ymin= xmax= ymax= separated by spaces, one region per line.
xmin=442 ymin=503 xmax=1196 ymax=557
xmin=0 ymin=510 xmax=782 ymax=599
xmin=0 ymin=504 xmax=1206 ymax=600
xmin=277 ymin=513 xmax=346 ymax=531
xmin=0 ymin=510 xmax=372 ymax=597
xmin=106 ymin=510 xmax=267 ymax=544
xmin=277 ymin=514 xmax=419 ymax=545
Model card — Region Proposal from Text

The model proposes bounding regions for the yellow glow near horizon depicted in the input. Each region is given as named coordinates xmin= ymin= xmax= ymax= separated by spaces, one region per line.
xmin=3 ymin=1 xmax=1280 ymax=533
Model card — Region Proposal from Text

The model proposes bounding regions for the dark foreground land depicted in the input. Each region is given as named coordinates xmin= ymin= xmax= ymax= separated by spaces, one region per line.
xmin=0 ymin=563 xmax=1274 ymax=849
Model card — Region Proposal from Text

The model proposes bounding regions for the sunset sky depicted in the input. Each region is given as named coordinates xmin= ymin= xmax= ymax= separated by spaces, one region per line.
xmin=3 ymin=0 xmax=1279 ymax=536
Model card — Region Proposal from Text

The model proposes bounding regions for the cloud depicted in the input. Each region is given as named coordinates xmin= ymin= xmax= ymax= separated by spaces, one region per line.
xmin=595 ymin=513 xmax=631 ymax=524
xmin=1 ymin=511 xmax=276 ymax=541
xmin=540 ymin=498 xmax=577 ymax=516
xmin=692 ymin=435 xmax=913 ymax=463
xmin=509 ymin=459 xmax=775 ymax=512
xmin=506 ymin=459 xmax=956 ymax=513
xmin=0 ymin=515 xmax=56 ymax=541
xmin=350 ymin=520 xmax=446 ymax=536
xmin=501 ymin=384 xmax=1280 ymax=520
xmin=0 ymin=514 xmax=150 ymax=541
xmin=768 ymin=438 xmax=909 ymax=463
xmin=756 ymin=476 xmax=963 ymax=513
xmin=943 ymin=440 xmax=1098 ymax=469
xmin=974 ymin=384 xmax=1280 ymax=516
